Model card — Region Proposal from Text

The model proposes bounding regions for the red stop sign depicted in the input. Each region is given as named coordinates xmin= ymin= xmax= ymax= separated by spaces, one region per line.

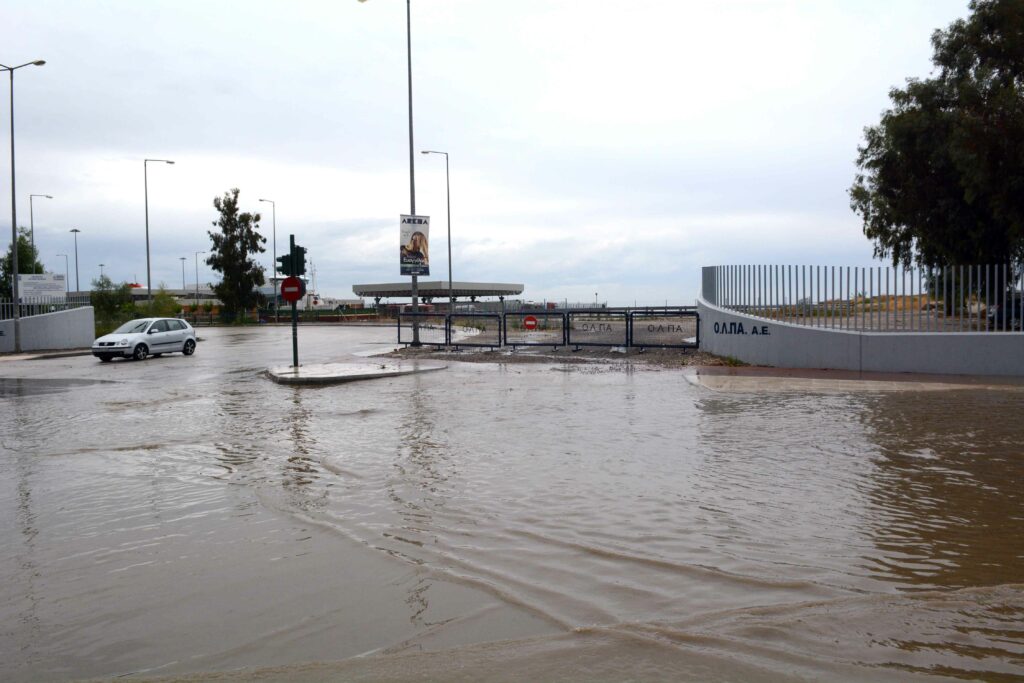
xmin=523 ymin=315 xmax=538 ymax=330
xmin=281 ymin=276 xmax=304 ymax=302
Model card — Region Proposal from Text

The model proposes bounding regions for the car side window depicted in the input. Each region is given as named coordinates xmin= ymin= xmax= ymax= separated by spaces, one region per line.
xmin=170 ymin=320 xmax=185 ymax=331
xmin=150 ymin=320 xmax=167 ymax=333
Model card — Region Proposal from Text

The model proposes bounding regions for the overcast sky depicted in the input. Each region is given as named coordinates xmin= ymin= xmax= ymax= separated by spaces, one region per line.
xmin=6 ymin=0 xmax=969 ymax=305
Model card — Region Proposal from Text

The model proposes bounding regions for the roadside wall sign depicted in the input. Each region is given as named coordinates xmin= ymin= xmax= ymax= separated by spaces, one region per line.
xmin=18 ymin=273 xmax=66 ymax=301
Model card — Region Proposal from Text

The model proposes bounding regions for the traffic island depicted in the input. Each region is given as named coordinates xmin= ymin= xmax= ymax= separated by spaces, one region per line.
xmin=266 ymin=361 xmax=446 ymax=386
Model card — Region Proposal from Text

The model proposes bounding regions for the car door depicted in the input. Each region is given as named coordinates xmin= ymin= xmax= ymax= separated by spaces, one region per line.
xmin=147 ymin=319 xmax=172 ymax=351
xmin=166 ymin=319 xmax=187 ymax=351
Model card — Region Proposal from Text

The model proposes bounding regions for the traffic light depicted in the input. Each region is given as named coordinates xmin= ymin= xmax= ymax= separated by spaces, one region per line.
xmin=276 ymin=253 xmax=293 ymax=276
xmin=293 ymin=246 xmax=307 ymax=276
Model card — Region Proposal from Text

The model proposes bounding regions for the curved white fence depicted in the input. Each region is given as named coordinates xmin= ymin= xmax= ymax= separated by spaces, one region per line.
xmin=700 ymin=266 xmax=1024 ymax=376
xmin=703 ymin=264 xmax=1022 ymax=332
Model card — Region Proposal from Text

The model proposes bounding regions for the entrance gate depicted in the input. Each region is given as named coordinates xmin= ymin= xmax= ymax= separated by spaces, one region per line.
xmin=398 ymin=309 xmax=700 ymax=351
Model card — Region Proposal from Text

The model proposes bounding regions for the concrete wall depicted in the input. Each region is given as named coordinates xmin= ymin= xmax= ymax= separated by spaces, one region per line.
xmin=0 ymin=307 xmax=95 ymax=353
xmin=697 ymin=296 xmax=1024 ymax=376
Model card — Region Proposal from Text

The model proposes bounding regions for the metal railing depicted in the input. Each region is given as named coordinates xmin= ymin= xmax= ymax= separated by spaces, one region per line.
xmin=400 ymin=309 xmax=699 ymax=350
xmin=704 ymin=264 xmax=1023 ymax=332
xmin=0 ymin=294 xmax=92 ymax=320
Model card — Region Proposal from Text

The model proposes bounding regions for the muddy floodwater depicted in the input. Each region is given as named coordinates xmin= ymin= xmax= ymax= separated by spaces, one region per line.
xmin=1 ymin=326 xmax=1022 ymax=681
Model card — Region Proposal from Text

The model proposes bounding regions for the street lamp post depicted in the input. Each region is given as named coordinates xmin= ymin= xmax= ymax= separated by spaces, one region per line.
xmin=99 ymin=263 xmax=105 ymax=278
xmin=29 ymin=193 xmax=53 ymax=273
xmin=69 ymin=229 xmax=80 ymax=294
xmin=56 ymin=254 xmax=68 ymax=294
xmin=360 ymin=0 xmax=419 ymax=343
xmin=420 ymin=150 xmax=453 ymax=311
xmin=194 ymin=251 xmax=204 ymax=309
xmin=2 ymin=58 xmax=46 ymax=353
xmin=144 ymin=158 xmax=175 ymax=304
xmin=258 ymin=198 xmax=276 ymax=321
xmin=179 ymin=256 xmax=186 ymax=290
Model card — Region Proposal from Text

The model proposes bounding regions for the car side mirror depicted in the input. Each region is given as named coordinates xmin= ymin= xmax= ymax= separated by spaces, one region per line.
xmin=148 ymin=329 xmax=157 ymax=334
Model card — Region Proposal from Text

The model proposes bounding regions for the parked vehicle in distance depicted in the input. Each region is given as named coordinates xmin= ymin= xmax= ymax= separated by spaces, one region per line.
xmin=92 ymin=318 xmax=197 ymax=362
xmin=987 ymin=293 xmax=1023 ymax=331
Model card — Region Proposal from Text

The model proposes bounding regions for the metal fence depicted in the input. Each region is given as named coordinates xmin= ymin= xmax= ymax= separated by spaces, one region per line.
xmin=706 ymin=264 xmax=1024 ymax=332
xmin=397 ymin=312 xmax=450 ymax=347
xmin=0 ymin=294 xmax=92 ymax=321
xmin=567 ymin=310 xmax=629 ymax=348
xmin=504 ymin=311 xmax=568 ymax=348
xmin=629 ymin=310 xmax=700 ymax=349
xmin=400 ymin=309 xmax=699 ymax=350
xmin=448 ymin=313 xmax=503 ymax=348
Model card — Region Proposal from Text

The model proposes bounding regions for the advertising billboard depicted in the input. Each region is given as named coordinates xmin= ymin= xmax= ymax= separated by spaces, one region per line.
xmin=400 ymin=214 xmax=430 ymax=276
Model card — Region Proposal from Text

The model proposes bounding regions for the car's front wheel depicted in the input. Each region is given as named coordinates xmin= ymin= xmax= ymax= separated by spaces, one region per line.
xmin=132 ymin=344 xmax=149 ymax=361
xmin=182 ymin=339 xmax=196 ymax=356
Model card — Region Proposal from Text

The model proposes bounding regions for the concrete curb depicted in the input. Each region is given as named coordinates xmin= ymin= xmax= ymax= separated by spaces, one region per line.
xmin=0 ymin=348 xmax=92 ymax=361
xmin=266 ymin=361 xmax=447 ymax=386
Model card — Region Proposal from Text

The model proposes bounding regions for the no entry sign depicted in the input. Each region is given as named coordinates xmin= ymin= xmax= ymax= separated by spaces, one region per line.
xmin=523 ymin=315 xmax=538 ymax=330
xmin=281 ymin=276 xmax=303 ymax=302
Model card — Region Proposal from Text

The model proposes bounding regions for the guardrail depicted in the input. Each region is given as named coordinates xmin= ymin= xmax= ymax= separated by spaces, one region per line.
xmin=704 ymin=264 xmax=1023 ymax=332
xmin=400 ymin=309 xmax=699 ymax=350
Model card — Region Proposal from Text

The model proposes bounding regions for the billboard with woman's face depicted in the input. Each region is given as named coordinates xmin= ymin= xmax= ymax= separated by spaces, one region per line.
xmin=400 ymin=214 xmax=430 ymax=276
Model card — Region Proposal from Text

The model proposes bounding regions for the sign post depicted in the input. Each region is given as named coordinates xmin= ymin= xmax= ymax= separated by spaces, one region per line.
xmin=280 ymin=235 xmax=307 ymax=368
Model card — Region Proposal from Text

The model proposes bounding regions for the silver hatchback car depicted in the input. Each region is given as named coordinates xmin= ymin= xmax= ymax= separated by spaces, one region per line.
xmin=92 ymin=318 xmax=197 ymax=362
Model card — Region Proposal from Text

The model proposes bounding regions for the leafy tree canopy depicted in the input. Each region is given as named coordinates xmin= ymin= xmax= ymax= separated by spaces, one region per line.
xmin=850 ymin=0 xmax=1024 ymax=271
xmin=90 ymin=275 xmax=137 ymax=335
xmin=1 ymin=226 xmax=46 ymax=298
xmin=206 ymin=188 xmax=266 ymax=315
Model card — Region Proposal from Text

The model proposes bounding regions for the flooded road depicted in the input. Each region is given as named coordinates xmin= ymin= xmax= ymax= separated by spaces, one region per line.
xmin=1 ymin=326 xmax=1022 ymax=681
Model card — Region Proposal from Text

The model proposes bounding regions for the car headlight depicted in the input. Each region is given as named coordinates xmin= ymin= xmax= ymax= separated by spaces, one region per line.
xmin=118 ymin=339 xmax=129 ymax=346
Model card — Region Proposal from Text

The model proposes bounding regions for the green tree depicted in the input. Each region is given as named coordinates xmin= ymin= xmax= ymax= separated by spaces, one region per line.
xmin=206 ymin=188 xmax=266 ymax=318
xmin=145 ymin=285 xmax=183 ymax=318
xmin=850 ymin=0 xmax=1024 ymax=276
xmin=90 ymin=275 xmax=137 ymax=335
xmin=1 ymin=226 xmax=46 ymax=298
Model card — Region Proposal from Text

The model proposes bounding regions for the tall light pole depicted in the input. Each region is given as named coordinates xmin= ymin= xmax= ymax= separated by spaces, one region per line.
xmin=29 ymin=193 xmax=52 ymax=273
xmin=99 ymin=263 xmax=105 ymax=278
xmin=360 ymin=0 xmax=419 ymax=343
xmin=178 ymin=256 xmax=186 ymax=290
xmin=69 ymin=228 xmax=81 ymax=294
xmin=421 ymin=150 xmax=453 ymax=311
xmin=194 ymin=251 xmax=204 ymax=309
xmin=2 ymin=58 xmax=46 ymax=353
xmin=56 ymin=253 xmax=69 ymax=294
xmin=258 ymin=198 xmax=276 ymax=317
xmin=405 ymin=0 xmax=421 ymax=344
xmin=144 ymin=158 xmax=175 ymax=303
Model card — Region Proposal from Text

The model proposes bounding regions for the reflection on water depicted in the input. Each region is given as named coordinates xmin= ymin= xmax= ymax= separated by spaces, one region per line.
xmin=0 ymin=327 xmax=1021 ymax=681
xmin=860 ymin=390 xmax=1024 ymax=590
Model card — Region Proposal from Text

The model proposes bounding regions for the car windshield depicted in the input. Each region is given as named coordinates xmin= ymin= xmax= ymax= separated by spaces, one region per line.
xmin=112 ymin=320 xmax=151 ymax=334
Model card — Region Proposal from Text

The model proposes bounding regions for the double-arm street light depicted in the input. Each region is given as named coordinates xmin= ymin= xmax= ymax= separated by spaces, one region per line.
xmin=420 ymin=150 xmax=453 ymax=311
xmin=2 ymin=58 xmax=46 ymax=352
xmin=258 ymin=198 xmax=276 ymax=316
xmin=29 ymin=193 xmax=53 ymax=272
xmin=144 ymin=158 xmax=175 ymax=303
xmin=69 ymin=229 xmax=81 ymax=293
